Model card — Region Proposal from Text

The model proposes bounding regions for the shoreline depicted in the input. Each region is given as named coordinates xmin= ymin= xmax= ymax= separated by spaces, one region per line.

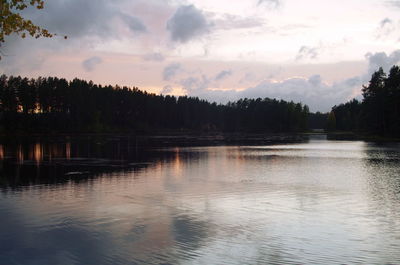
xmin=1 ymin=131 xmax=399 ymax=145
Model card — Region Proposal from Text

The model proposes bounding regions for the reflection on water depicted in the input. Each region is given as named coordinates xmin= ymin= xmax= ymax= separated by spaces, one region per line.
xmin=0 ymin=136 xmax=180 ymax=188
xmin=1 ymin=136 xmax=400 ymax=264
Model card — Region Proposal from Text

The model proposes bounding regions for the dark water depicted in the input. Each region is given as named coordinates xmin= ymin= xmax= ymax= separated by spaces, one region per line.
xmin=1 ymin=136 xmax=400 ymax=265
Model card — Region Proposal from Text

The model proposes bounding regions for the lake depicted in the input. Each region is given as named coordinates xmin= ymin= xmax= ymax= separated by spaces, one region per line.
xmin=0 ymin=135 xmax=400 ymax=265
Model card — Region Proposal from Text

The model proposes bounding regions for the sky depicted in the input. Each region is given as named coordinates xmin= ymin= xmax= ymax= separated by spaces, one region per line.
xmin=1 ymin=0 xmax=400 ymax=112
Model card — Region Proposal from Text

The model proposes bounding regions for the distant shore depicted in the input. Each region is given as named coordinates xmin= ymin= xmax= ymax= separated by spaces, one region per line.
xmin=0 ymin=132 xmax=310 ymax=146
xmin=1 ymin=131 xmax=399 ymax=146
xmin=326 ymin=131 xmax=400 ymax=142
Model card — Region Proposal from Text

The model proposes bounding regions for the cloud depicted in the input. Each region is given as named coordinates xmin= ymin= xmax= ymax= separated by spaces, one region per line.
xmin=215 ymin=70 xmax=232 ymax=81
xmin=380 ymin=18 xmax=393 ymax=28
xmin=82 ymin=56 xmax=102 ymax=72
xmin=257 ymin=0 xmax=281 ymax=8
xmin=165 ymin=68 xmax=231 ymax=92
xmin=240 ymin=77 xmax=357 ymax=111
xmin=212 ymin=14 xmax=265 ymax=31
xmin=19 ymin=0 xmax=150 ymax=42
xmin=166 ymin=5 xmax=211 ymax=43
xmin=180 ymin=75 xmax=210 ymax=92
xmin=119 ymin=13 xmax=147 ymax=34
xmin=239 ymin=72 xmax=258 ymax=84
xmin=161 ymin=85 xmax=173 ymax=94
xmin=25 ymin=0 xmax=118 ymax=39
xmin=1 ymin=0 xmax=150 ymax=72
xmin=0 ymin=0 xmax=114 ymax=72
xmin=171 ymin=49 xmax=400 ymax=112
xmin=0 ymin=35 xmax=48 ymax=73
xmin=386 ymin=0 xmax=400 ymax=8
xmin=376 ymin=17 xmax=396 ymax=39
xmin=142 ymin=52 xmax=165 ymax=62
xmin=185 ymin=75 xmax=361 ymax=112
xmin=308 ymin=74 xmax=322 ymax=86
xmin=163 ymin=63 xmax=181 ymax=81
xmin=365 ymin=50 xmax=400 ymax=76
xmin=296 ymin=45 xmax=320 ymax=61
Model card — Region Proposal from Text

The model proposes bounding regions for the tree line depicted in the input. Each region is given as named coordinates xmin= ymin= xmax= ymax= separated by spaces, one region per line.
xmin=0 ymin=75 xmax=309 ymax=134
xmin=329 ymin=65 xmax=400 ymax=137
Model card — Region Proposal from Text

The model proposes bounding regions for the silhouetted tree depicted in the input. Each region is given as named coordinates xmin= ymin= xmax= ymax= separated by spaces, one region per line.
xmin=329 ymin=65 xmax=400 ymax=137
xmin=0 ymin=75 xmax=310 ymax=134
xmin=326 ymin=111 xmax=336 ymax=131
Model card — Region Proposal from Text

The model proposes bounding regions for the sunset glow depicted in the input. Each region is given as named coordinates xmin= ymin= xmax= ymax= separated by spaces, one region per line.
xmin=1 ymin=0 xmax=399 ymax=111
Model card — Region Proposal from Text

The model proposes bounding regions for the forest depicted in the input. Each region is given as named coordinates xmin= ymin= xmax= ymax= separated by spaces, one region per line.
xmin=2 ymin=65 xmax=398 ymax=136
xmin=0 ymin=75 xmax=309 ymax=134
xmin=329 ymin=65 xmax=400 ymax=137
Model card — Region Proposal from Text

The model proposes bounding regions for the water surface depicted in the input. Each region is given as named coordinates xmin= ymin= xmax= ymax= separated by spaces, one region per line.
xmin=1 ymin=136 xmax=400 ymax=264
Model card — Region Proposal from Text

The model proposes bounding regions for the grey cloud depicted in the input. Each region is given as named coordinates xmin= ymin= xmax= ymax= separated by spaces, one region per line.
xmin=239 ymin=72 xmax=259 ymax=84
xmin=365 ymin=50 xmax=400 ymax=76
xmin=0 ymin=36 xmax=49 ymax=74
xmin=187 ymin=75 xmax=360 ymax=112
xmin=2 ymin=0 xmax=149 ymax=72
xmin=119 ymin=13 xmax=147 ymax=33
xmin=386 ymin=0 xmax=400 ymax=8
xmin=180 ymin=75 xmax=210 ymax=92
xmin=376 ymin=17 xmax=395 ymax=38
xmin=380 ymin=18 xmax=393 ymax=28
xmin=215 ymin=70 xmax=232 ymax=81
xmin=257 ymin=0 xmax=281 ymax=8
xmin=182 ymin=49 xmax=400 ymax=112
xmin=212 ymin=14 xmax=265 ymax=30
xmin=296 ymin=46 xmax=319 ymax=61
xmin=25 ymin=0 xmax=116 ymax=39
xmin=161 ymin=85 xmax=173 ymax=94
xmin=23 ymin=0 xmax=147 ymax=39
xmin=1 ymin=0 xmax=117 ymax=72
xmin=0 ymin=34 xmax=48 ymax=73
xmin=142 ymin=52 xmax=165 ymax=62
xmin=166 ymin=5 xmax=211 ymax=43
xmin=344 ymin=77 xmax=362 ymax=87
xmin=308 ymin=75 xmax=322 ymax=86
xmin=82 ymin=56 xmax=103 ymax=72
xmin=165 ymin=67 xmax=231 ymax=91
xmin=240 ymin=77 xmax=359 ymax=112
xmin=163 ymin=63 xmax=181 ymax=81
xmin=211 ymin=14 xmax=308 ymax=36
